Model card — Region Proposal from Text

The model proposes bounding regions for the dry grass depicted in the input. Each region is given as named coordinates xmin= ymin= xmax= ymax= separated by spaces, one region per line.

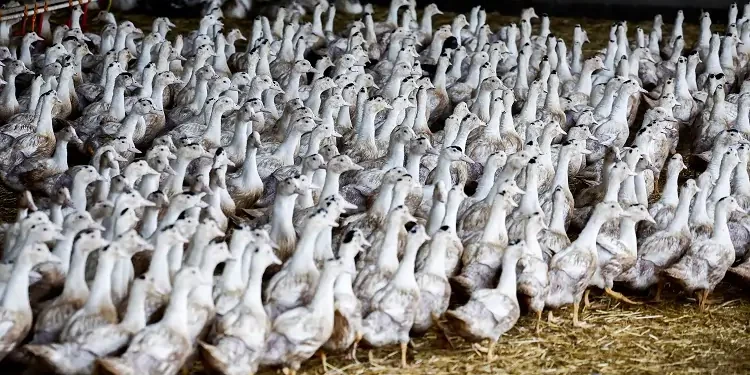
xmin=9 ymin=6 xmax=746 ymax=375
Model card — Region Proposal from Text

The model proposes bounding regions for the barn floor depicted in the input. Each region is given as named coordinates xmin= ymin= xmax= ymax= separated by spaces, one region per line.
xmin=8 ymin=6 xmax=748 ymax=375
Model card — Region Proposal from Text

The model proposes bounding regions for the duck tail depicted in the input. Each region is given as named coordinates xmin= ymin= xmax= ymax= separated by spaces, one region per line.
xmin=26 ymin=343 xmax=89 ymax=374
xmin=616 ymin=258 xmax=657 ymax=291
xmin=96 ymin=357 xmax=135 ymax=375
xmin=198 ymin=341 xmax=230 ymax=374
xmin=544 ymin=269 xmax=574 ymax=309
xmin=442 ymin=310 xmax=474 ymax=340
xmin=662 ymin=260 xmax=689 ymax=288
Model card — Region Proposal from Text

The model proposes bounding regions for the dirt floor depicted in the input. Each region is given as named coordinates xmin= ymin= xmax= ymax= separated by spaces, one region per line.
xmin=7 ymin=6 xmax=746 ymax=375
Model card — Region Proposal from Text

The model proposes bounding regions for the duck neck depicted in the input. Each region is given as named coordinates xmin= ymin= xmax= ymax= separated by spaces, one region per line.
xmin=575 ymin=64 xmax=595 ymax=94
xmin=274 ymin=129 xmax=303 ymax=166
xmin=661 ymin=168 xmax=681 ymax=206
xmin=205 ymin=106 xmax=227 ymax=146
xmin=392 ymin=236 xmax=420 ymax=286
xmin=190 ymin=79 xmax=210 ymax=111
xmin=52 ymin=137 xmax=70 ymax=170
xmin=290 ymin=224 xmax=322 ymax=271
xmin=427 ymin=34 xmax=445 ymax=62
xmin=520 ymin=87 xmax=539 ymax=122
xmin=514 ymin=53 xmax=530 ymax=91
xmin=371 ymin=183 xmax=394 ymax=219
xmin=120 ymin=283 xmax=147 ymax=331
xmin=575 ymin=212 xmax=607 ymax=250
xmin=161 ymin=276 xmax=193 ymax=336
xmin=0 ymin=72 xmax=17 ymax=108
xmin=84 ymin=252 xmax=116 ymax=311
xmin=496 ymin=250 xmax=520 ymax=296
xmin=434 ymin=59 xmax=449 ymax=91
xmin=551 ymin=148 xmax=573 ymax=194
xmin=712 ymin=205 xmax=732 ymax=245
xmin=356 ymin=107 xmax=378 ymax=142
xmin=148 ymin=237 xmax=173 ymax=292
xmin=240 ymin=256 xmax=267 ymax=316
xmin=618 ymin=217 xmax=638 ymax=254
xmin=270 ymin=193 xmax=297 ymax=243
xmin=60 ymin=245 xmax=91 ymax=300
xmin=222 ymin=240 xmax=247 ymax=292
xmin=377 ymin=216 xmax=403 ymax=270
xmin=603 ymin=173 xmax=623 ymax=201
xmin=35 ymin=98 xmax=55 ymax=136
xmin=473 ymin=163 xmax=501 ymax=201
xmin=378 ymin=108 xmax=404 ymax=142
xmin=383 ymin=140 xmax=406 ymax=170
xmin=427 ymin=200 xmax=446 ymax=235
xmin=549 ymin=195 xmax=567 ymax=233
xmin=227 ymin=118 xmax=250 ymax=157
xmin=140 ymin=206 xmax=160 ymax=239
xmin=71 ymin=176 xmax=90 ymax=212
xmin=706 ymin=42 xmax=722 ymax=73
xmin=519 ymin=166 xmax=541 ymax=213
xmin=735 ymin=100 xmax=750 ymax=133
xmin=609 ymin=88 xmax=632 ymax=122
xmin=481 ymin=199 xmax=508 ymax=244
xmin=1 ymin=256 xmax=34 ymax=312
xmin=150 ymin=79 xmax=168 ymax=111
xmin=710 ymin=161 xmax=736 ymax=202
xmin=434 ymin=154 xmax=453 ymax=187
xmin=668 ymin=190 xmax=695 ymax=232
xmin=107 ymin=86 xmax=127 ymax=120
xmin=239 ymin=147 xmax=261 ymax=187
xmin=406 ymin=151 xmax=425 ymax=181
xmin=441 ymin=196 xmax=462 ymax=232
xmin=136 ymin=41 xmax=155 ymax=72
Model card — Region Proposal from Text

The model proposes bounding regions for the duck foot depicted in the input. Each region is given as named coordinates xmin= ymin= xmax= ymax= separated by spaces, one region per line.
xmin=535 ymin=310 xmax=543 ymax=334
xmin=282 ymin=368 xmax=296 ymax=375
xmin=605 ymin=288 xmax=642 ymax=305
xmin=572 ymin=301 xmax=593 ymax=328
xmin=547 ymin=311 xmax=562 ymax=324
xmin=696 ymin=290 xmax=722 ymax=311
xmin=433 ymin=312 xmax=455 ymax=349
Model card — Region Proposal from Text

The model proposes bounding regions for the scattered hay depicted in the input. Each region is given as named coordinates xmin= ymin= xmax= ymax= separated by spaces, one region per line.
xmin=7 ymin=7 xmax=741 ymax=375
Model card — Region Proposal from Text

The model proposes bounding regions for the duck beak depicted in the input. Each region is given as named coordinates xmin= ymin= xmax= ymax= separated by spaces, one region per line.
xmin=349 ymin=163 xmax=364 ymax=171
xmin=459 ymin=154 xmax=474 ymax=163
xmin=645 ymin=215 xmax=656 ymax=224
xmin=226 ymin=159 xmax=236 ymax=167
xmin=269 ymin=252 xmax=283 ymax=265
xmin=128 ymin=146 xmax=141 ymax=154
xmin=164 ymin=164 xmax=177 ymax=175
xmin=90 ymin=222 xmax=107 ymax=231
xmin=425 ymin=148 xmax=439 ymax=156
xmin=332 ymin=130 xmax=343 ymax=138
xmin=580 ymin=149 xmax=593 ymax=155
xmin=46 ymin=253 xmax=62 ymax=264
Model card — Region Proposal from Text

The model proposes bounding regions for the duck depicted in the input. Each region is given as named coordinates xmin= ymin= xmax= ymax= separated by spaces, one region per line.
xmin=199 ymin=235 xmax=281 ymax=375
xmin=545 ymin=202 xmax=627 ymax=327
xmin=264 ymin=209 xmax=338 ymax=320
xmin=27 ymin=229 xmax=110 ymax=346
xmin=360 ymin=222 xmax=429 ymax=368
xmin=261 ymin=258 xmax=348 ymax=375
xmin=412 ymin=226 xmax=451 ymax=335
xmin=0 ymin=243 xmax=60 ymax=361
xmin=96 ymin=267 xmax=208 ymax=375
xmin=664 ymin=196 xmax=744 ymax=310
xmin=592 ymin=204 xmax=655 ymax=305
xmin=639 ymin=154 xmax=687 ymax=238
xmin=618 ymin=180 xmax=700 ymax=301
xmin=25 ymin=274 xmax=152 ymax=375
xmin=443 ymin=240 xmax=524 ymax=362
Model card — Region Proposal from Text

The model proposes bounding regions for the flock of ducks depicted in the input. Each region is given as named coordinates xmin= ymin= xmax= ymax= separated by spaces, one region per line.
xmin=0 ymin=1 xmax=748 ymax=374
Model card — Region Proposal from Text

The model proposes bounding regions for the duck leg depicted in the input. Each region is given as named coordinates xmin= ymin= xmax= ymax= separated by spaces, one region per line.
xmin=535 ymin=309 xmax=543 ymax=333
xmin=350 ymin=332 xmax=363 ymax=363
xmin=583 ymin=289 xmax=591 ymax=309
xmin=319 ymin=351 xmax=329 ymax=372
xmin=605 ymin=287 xmax=642 ymax=305
xmin=400 ymin=341 xmax=409 ymax=368
xmin=487 ymin=339 xmax=497 ymax=363
xmin=432 ymin=312 xmax=454 ymax=349
xmin=572 ymin=301 xmax=593 ymax=328
xmin=651 ymin=280 xmax=665 ymax=302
